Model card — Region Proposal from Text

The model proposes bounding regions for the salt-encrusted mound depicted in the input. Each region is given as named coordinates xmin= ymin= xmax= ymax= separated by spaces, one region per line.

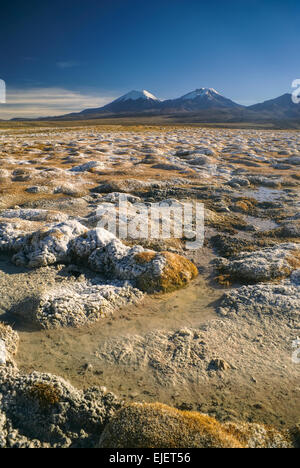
xmin=0 ymin=323 xmax=19 ymax=366
xmin=0 ymin=211 xmax=83 ymax=256
xmin=284 ymin=156 xmax=300 ymax=165
xmin=84 ymin=235 xmax=198 ymax=293
xmin=218 ymin=276 xmax=300 ymax=319
xmin=275 ymin=220 xmax=300 ymax=238
xmin=100 ymin=192 xmax=141 ymax=203
xmin=0 ymin=213 xmax=198 ymax=294
xmin=0 ymin=213 xmax=197 ymax=328
xmin=18 ymin=224 xmax=197 ymax=293
xmin=93 ymin=178 xmax=176 ymax=194
xmin=13 ymin=280 xmax=143 ymax=329
xmin=69 ymin=161 xmax=105 ymax=172
xmin=215 ymin=243 xmax=300 ymax=283
xmin=70 ymin=228 xmax=117 ymax=260
xmin=224 ymin=421 xmax=295 ymax=449
xmin=0 ymin=209 xmax=69 ymax=223
xmin=0 ymin=366 xmax=121 ymax=448
xmin=12 ymin=220 xmax=87 ymax=268
xmin=0 ymin=220 xmax=33 ymax=252
xmin=10 ymin=244 xmax=197 ymax=327
xmin=98 ymin=402 xmax=243 ymax=448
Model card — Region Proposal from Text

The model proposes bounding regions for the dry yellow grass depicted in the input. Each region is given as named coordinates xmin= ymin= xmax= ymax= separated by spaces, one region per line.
xmin=234 ymin=198 xmax=257 ymax=214
xmin=216 ymin=273 xmax=232 ymax=287
xmin=286 ymin=249 xmax=300 ymax=269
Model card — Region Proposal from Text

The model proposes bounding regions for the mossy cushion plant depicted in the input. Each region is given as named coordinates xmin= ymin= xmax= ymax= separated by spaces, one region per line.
xmin=98 ymin=402 xmax=244 ymax=448
xmin=135 ymin=251 xmax=198 ymax=293
xmin=28 ymin=382 xmax=61 ymax=408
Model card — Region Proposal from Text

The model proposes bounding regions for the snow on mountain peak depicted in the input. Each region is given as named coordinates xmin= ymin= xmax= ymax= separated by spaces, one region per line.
xmin=115 ymin=90 xmax=160 ymax=102
xmin=181 ymin=88 xmax=221 ymax=100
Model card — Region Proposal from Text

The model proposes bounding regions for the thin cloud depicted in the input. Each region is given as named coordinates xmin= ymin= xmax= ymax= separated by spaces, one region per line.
xmin=56 ymin=61 xmax=81 ymax=69
xmin=0 ymin=87 xmax=116 ymax=119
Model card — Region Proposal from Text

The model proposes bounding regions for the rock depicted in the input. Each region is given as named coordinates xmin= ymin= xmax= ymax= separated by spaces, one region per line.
xmin=70 ymin=161 xmax=105 ymax=172
xmin=218 ymin=280 xmax=300 ymax=320
xmin=0 ymin=340 xmax=6 ymax=365
xmin=226 ymin=177 xmax=250 ymax=188
xmin=0 ymin=209 xmax=68 ymax=223
xmin=215 ymin=243 xmax=300 ymax=283
xmin=0 ymin=366 xmax=121 ymax=448
xmin=224 ymin=421 xmax=295 ymax=448
xmin=0 ymin=219 xmax=41 ymax=252
xmin=0 ymin=323 xmax=19 ymax=364
xmin=152 ymin=163 xmax=189 ymax=172
xmin=89 ymin=244 xmax=198 ymax=293
xmin=53 ymin=184 xmax=83 ymax=196
xmin=93 ymin=179 xmax=153 ymax=194
xmin=70 ymin=227 xmax=117 ymax=261
xmin=0 ymin=213 xmax=198 ymax=295
xmin=289 ymin=423 xmax=300 ymax=448
xmin=12 ymin=280 xmax=143 ymax=329
xmin=209 ymin=358 xmax=232 ymax=371
xmin=276 ymin=221 xmax=300 ymax=238
xmin=0 ymin=216 xmax=198 ymax=329
xmin=12 ymin=220 xmax=87 ymax=268
xmin=285 ymin=156 xmax=300 ymax=165
xmin=84 ymin=363 xmax=93 ymax=372
xmin=92 ymin=178 xmax=185 ymax=195
xmin=26 ymin=186 xmax=52 ymax=194
xmin=211 ymin=234 xmax=271 ymax=258
xmin=12 ymin=169 xmax=31 ymax=182
xmin=272 ymin=163 xmax=292 ymax=170
xmin=100 ymin=192 xmax=142 ymax=204
xmin=247 ymin=176 xmax=282 ymax=188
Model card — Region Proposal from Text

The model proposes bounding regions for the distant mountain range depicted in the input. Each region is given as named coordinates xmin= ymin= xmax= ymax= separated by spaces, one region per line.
xmin=11 ymin=88 xmax=300 ymax=127
xmin=248 ymin=93 xmax=300 ymax=119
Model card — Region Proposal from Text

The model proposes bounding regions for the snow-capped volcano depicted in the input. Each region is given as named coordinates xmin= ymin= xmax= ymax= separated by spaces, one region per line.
xmin=160 ymin=87 xmax=242 ymax=110
xmin=115 ymin=90 xmax=160 ymax=102
xmin=78 ymin=89 xmax=161 ymax=115
xmin=181 ymin=88 xmax=221 ymax=100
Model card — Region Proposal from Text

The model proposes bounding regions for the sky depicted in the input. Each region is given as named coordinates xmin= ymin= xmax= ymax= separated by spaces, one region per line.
xmin=0 ymin=0 xmax=299 ymax=118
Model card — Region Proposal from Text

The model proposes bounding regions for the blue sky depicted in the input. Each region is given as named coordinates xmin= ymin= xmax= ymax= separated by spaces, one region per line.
xmin=0 ymin=0 xmax=299 ymax=118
